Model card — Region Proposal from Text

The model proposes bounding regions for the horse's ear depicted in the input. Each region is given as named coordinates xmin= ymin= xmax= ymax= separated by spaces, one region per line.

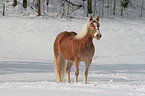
xmin=89 ymin=16 xmax=93 ymax=22
xmin=96 ymin=16 xmax=100 ymax=22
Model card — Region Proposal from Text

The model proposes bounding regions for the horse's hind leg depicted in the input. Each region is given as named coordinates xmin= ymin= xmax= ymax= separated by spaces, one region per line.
xmin=54 ymin=32 xmax=67 ymax=82
xmin=54 ymin=55 xmax=61 ymax=82
xmin=55 ymin=53 xmax=66 ymax=82
xmin=66 ymin=61 xmax=73 ymax=83
xmin=58 ymin=54 xmax=66 ymax=82
xmin=84 ymin=59 xmax=92 ymax=84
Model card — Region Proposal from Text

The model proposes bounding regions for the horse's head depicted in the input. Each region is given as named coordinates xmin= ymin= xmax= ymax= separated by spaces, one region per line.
xmin=88 ymin=16 xmax=102 ymax=40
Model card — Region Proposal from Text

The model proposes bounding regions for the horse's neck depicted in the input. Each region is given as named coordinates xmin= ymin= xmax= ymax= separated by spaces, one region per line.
xmin=81 ymin=34 xmax=93 ymax=43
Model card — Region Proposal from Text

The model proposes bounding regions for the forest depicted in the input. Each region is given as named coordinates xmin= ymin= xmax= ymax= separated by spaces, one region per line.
xmin=0 ymin=0 xmax=144 ymax=19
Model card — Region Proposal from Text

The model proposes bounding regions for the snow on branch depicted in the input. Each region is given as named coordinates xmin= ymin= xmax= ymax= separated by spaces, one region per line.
xmin=63 ymin=0 xmax=82 ymax=8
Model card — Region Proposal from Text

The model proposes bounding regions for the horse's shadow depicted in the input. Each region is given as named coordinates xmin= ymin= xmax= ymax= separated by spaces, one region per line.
xmin=0 ymin=61 xmax=53 ymax=75
xmin=0 ymin=61 xmax=145 ymax=83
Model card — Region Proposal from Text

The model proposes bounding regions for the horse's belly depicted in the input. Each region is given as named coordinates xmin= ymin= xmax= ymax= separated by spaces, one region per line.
xmin=59 ymin=39 xmax=75 ymax=61
xmin=60 ymin=49 xmax=74 ymax=61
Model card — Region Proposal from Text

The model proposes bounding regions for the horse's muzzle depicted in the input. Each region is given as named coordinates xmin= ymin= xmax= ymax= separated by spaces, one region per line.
xmin=97 ymin=34 xmax=102 ymax=38
xmin=96 ymin=33 xmax=102 ymax=40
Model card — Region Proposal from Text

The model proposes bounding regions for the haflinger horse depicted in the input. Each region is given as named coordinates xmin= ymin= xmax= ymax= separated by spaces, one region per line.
xmin=54 ymin=16 xmax=102 ymax=84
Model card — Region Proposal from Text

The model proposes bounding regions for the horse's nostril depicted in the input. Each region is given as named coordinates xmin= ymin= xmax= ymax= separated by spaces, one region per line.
xmin=97 ymin=34 xmax=101 ymax=38
xmin=100 ymin=34 xmax=102 ymax=38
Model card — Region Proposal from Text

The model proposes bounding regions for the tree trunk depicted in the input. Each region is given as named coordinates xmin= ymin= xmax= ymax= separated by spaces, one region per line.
xmin=67 ymin=0 xmax=70 ymax=15
xmin=37 ymin=0 xmax=41 ymax=16
xmin=87 ymin=0 xmax=92 ymax=14
xmin=33 ymin=0 xmax=35 ymax=6
xmin=46 ymin=0 xmax=49 ymax=12
xmin=3 ymin=4 xmax=5 ymax=16
xmin=62 ymin=1 xmax=65 ymax=17
xmin=12 ymin=0 xmax=17 ymax=7
xmin=46 ymin=0 xmax=49 ymax=5
xmin=82 ymin=0 xmax=85 ymax=9
xmin=22 ymin=0 xmax=27 ymax=8
xmin=102 ymin=0 xmax=104 ymax=18
xmin=113 ymin=0 xmax=116 ymax=15
xmin=121 ymin=4 xmax=123 ymax=17
xmin=93 ymin=0 xmax=97 ymax=17
xmin=141 ymin=0 xmax=144 ymax=17
xmin=110 ymin=0 xmax=112 ymax=15
xmin=42 ymin=0 xmax=45 ymax=15
xmin=99 ymin=0 xmax=101 ymax=17
xmin=107 ymin=0 xmax=109 ymax=18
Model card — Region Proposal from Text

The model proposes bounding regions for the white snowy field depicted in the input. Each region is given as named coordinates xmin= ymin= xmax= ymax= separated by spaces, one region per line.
xmin=0 ymin=16 xmax=145 ymax=96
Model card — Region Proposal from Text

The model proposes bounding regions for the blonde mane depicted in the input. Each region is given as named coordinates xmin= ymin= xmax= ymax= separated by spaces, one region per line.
xmin=74 ymin=20 xmax=89 ymax=39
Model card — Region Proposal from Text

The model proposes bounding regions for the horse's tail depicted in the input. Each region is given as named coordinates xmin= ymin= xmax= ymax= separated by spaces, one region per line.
xmin=54 ymin=54 xmax=66 ymax=82
xmin=54 ymin=56 xmax=58 ymax=82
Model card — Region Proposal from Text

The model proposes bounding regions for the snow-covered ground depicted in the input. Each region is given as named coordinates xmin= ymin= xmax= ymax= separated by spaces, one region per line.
xmin=0 ymin=16 xmax=145 ymax=96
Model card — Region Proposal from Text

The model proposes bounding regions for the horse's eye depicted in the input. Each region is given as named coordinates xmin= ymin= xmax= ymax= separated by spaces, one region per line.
xmin=91 ymin=25 xmax=93 ymax=27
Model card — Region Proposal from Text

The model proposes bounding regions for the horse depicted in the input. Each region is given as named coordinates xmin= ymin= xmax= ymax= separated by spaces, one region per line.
xmin=53 ymin=16 xmax=102 ymax=84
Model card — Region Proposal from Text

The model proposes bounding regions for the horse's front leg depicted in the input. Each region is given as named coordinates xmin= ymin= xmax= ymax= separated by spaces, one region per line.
xmin=66 ymin=61 xmax=73 ymax=83
xmin=84 ymin=59 xmax=92 ymax=84
xmin=74 ymin=60 xmax=79 ymax=83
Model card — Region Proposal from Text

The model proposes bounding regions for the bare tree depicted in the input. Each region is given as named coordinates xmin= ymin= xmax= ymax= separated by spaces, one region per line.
xmin=12 ymin=0 xmax=17 ymax=7
xmin=46 ymin=0 xmax=49 ymax=12
xmin=37 ymin=0 xmax=41 ymax=16
xmin=107 ymin=0 xmax=109 ymax=18
xmin=121 ymin=0 xmax=130 ymax=8
xmin=99 ymin=0 xmax=101 ymax=17
xmin=141 ymin=0 xmax=144 ymax=17
xmin=22 ymin=0 xmax=27 ymax=8
xmin=46 ymin=0 xmax=49 ymax=5
xmin=110 ymin=0 xmax=112 ymax=15
xmin=82 ymin=0 xmax=86 ymax=9
xmin=67 ymin=0 xmax=70 ymax=15
xmin=3 ymin=4 xmax=5 ymax=16
xmin=93 ymin=0 xmax=97 ymax=17
xmin=60 ymin=1 xmax=66 ymax=18
xmin=102 ymin=0 xmax=104 ymax=18
xmin=121 ymin=3 xmax=124 ymax=17
xmin=113 ymin=0 xmax=116 ymax=15
xmin=87 ymin=0 xmax=93 ymax=14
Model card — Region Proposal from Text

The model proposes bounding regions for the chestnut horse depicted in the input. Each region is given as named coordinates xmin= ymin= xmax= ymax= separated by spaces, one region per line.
xmin=54 ymin=16 xmax=102 ymax=84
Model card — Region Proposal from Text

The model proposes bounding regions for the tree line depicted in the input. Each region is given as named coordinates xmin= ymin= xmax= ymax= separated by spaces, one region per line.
xmin=2 ymin=0 xmax=144 ymax=17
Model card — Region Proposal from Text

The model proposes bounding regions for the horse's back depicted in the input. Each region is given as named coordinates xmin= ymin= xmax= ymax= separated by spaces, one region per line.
xmin=54 ymin=31 xmax=77 ymax=58
xmin=55 ymin=31 xmax=77 ymax=40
